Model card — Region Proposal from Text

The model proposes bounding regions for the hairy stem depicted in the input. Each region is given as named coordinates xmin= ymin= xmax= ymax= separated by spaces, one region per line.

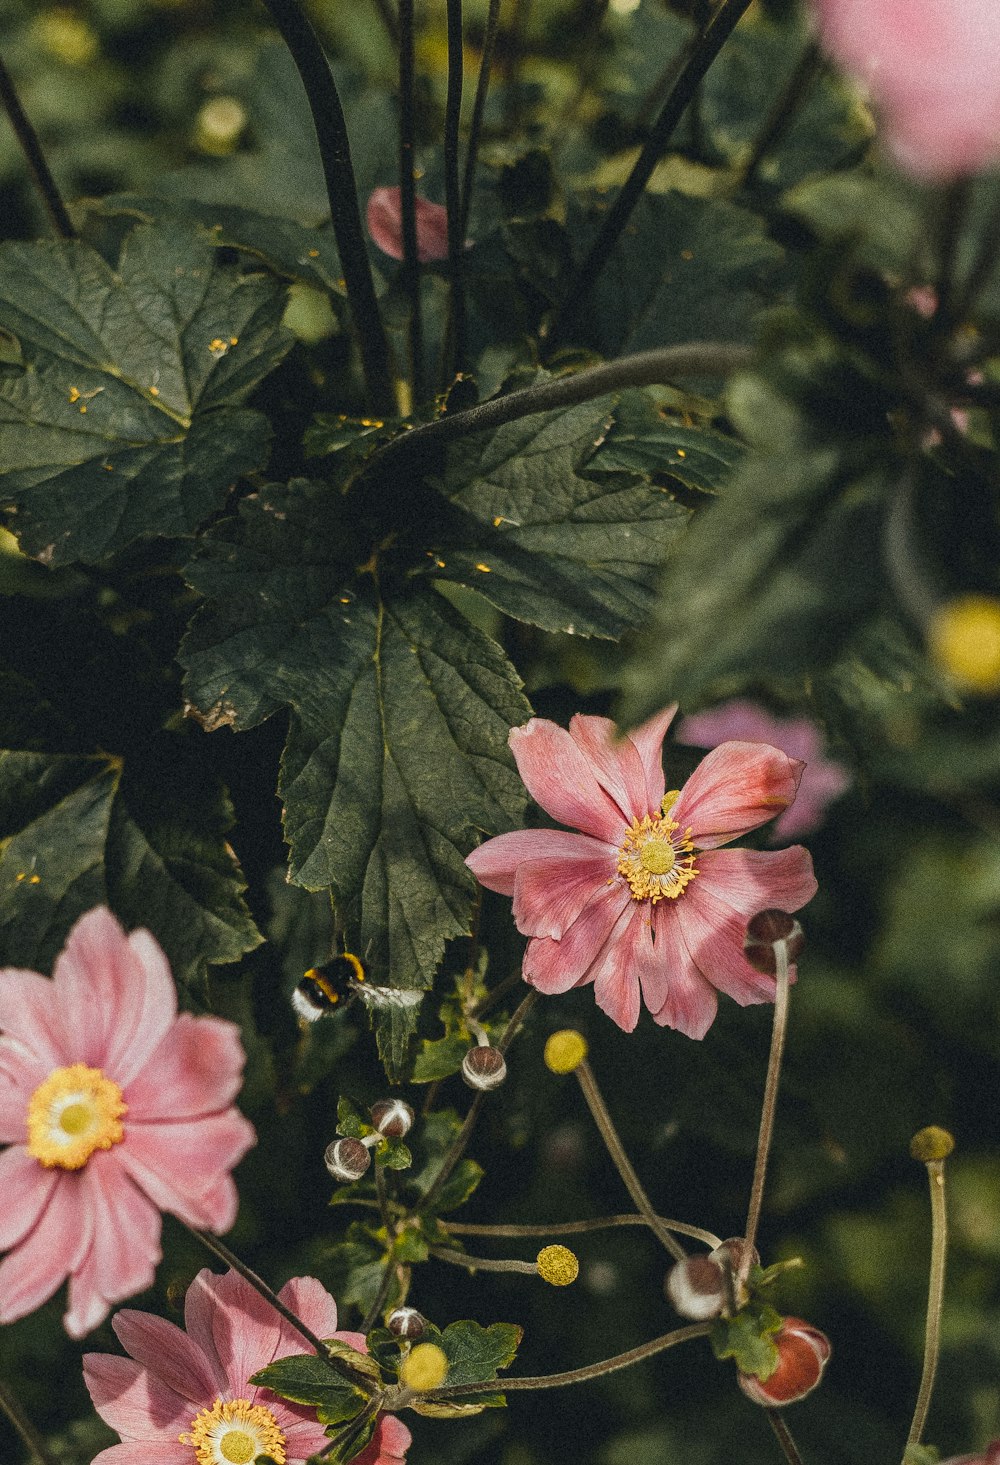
xmin=317 ymin=1395 xmax=382 ymax=1459
xmin=906 ymin=1158 xmax=949 ymax=1451
xmin=0 ymin=1380 xmax=59 ymax=1465
xmin=431 ymin=1245 xmax=540 ymax=1273
xmin=744 ymin=936 xmax=792 ymax=1256
xmin=460 ymin=0 xmax=503 ymax=239
xmin=767 ymin=1408 xmax=807 ymax=1465
xmin=373 ymin=0 xmax=400 ymax=45
xmin=740 ymin=38 xmax=823 ymax=187
xmin=443 ymin=0 xmax=467 ymax=378
xmin=0 ymin=53 xmax=75 ymax=240
xmin=398 ymin=0 xmax=424 ymax=403
xmin=446 ymin=1213 xmax=723 ymax=1246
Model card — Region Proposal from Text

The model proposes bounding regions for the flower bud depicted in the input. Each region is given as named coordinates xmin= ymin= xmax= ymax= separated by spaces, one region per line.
xmin=737 ymin=1317 xmax=831 ymax=1407
xmin=387 ymin=1306 xmax=427 ymax=1339
xmin=744 ymin=910 xmax=805 ymax=975
xmin=536 ymin=1245 xmax=579 ymax=1286
xmin=324 ymin=1137 xmax=371 ymax=1182
xmin=930 ymin=595 xmax=1000 ymax=694
xmin=462 ymin=1045 xmax=507 ymax=1090
xmin=544 ymin=1029 xmax=588 ymax=1074
xmin=371 ymin=1099 xmax=415 ymax=1138
xmin=910 ymin=1125 xmax=955 ymax=1163
xmin=664 ymin=1254 xmax=726 ymax=1320
xmin=399 ymin=1342 xmax=449 ymax=1391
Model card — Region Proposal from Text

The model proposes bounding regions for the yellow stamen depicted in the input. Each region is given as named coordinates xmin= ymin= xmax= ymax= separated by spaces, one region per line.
xmin=180 ymin=1398 xmax=287 ymax=1465
xmin=618 ymin=813 xmax=697 ymax=903
xmin=26 ymin=1064 xmax=126 ymax=1169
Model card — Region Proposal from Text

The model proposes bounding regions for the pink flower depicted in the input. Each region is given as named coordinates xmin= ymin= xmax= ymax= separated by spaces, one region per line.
xmin=83 ymin=1266 xmax=412 ymax=1465
xmin=676 ymin=700 xmax=850 ymax=841
xmin=367 ymin=186 xmax=450 ymax=262
xmin=465 ymin=708 xmax=817 ymax=1037
xmin=0 ymin=907 xmax=256 ymax=1338
xmin=941 ymin=1446 xmax=1000 ymax=1465
xmin=811 ymin=0 xmax=1000 ymax=179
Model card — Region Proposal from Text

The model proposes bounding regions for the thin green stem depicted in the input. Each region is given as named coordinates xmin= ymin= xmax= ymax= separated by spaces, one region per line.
xmin=431 ymin=1245 xmax=539 ymax=1274
xmin=460 ymin=0 xmax=503 ymax=240
xmin=547 ymin=0 xmax=753 ymax=346
xmin=883 ymin=464 xmax=936 ymax=632
xmin=0 ymin=1380 xmax=59 ymax=1465
xmin=316 ymin=1395 xmax=382 ymax=1459
xmin=373 ymin=0 xmax=399 ymax=45
xmin=398 ymin=0 xmax=424 ymax=404
xmin=740 ymin=38 xmax=823 ymax=188
xmin=359 ymin=1257 xmax=404 ymax=1334
xmin=186 ymin=1226 xmax=376 ymax=1392
xmin=501 ymin=0 xmax=531 ymax=131
xmin=744 ymin=937 xmax=792 ymax=1257
xmin=470 ymin=968 xmax=522 ymax=1021
xmin=933 ymin=178 xmax=971 ymax=331
xmin=375 ymin=1161 xmax=394 ymax=1236
xmin=0 ymin=52 xmax=75 ymax=240
xmin=906 ymin=1158 xmax=949 ymax=1452
xmin=767 ymin=1408 xmax=806 ymax=1465
xmin=443 ymin=0 xmax=467 ymax=379
xmin=430 ymin=1322 xmax=711 ymax=1396
xmin=952 ymin=191 xmax=1000 ymax=324
xmin=574 ymin=1059 xmax=686 ymax=1262
xmin=257 ymin=0 xmax=394 ymax=414
xmin=446 ymin=1213 xmax=723 ymax=1247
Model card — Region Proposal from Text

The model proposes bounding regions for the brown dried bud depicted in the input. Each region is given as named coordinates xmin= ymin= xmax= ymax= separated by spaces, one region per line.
xmin=324 ymin=1136 xmax=371 ymax=1182
xmin=664 ymin=1254 xmax=726 ymax=1320
xmin=744 ymin=909 xmax=805 ymax=974
xmin=370 ymin=1099 xmax=415 ymax=1138
xmin=462 ymin=1045 xmax=507 ymax=1090
xmin=387 ymin=1306 xmax=427 ymax=1339
xmin=709 ymin=1236 xmax=761 ymax=1311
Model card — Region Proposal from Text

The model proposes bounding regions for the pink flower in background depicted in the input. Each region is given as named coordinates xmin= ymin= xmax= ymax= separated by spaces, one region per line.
xmin=0 ymin=908 xmax=255 ymax=1338
xmin=941 ymin=1446 xmax=1000 ymax=1465
xmin=811 ymin=0 xmax=1000 ymax=179
xmin=466 ymin=708 xmax=817 ymax=1037
xmin=676 ymin=700 xmax=850 ymax=841
xmin=367 ymin=186 xmax=450 ymax=262
xmin=84 ymin=1267 xmax=412 ymax=1465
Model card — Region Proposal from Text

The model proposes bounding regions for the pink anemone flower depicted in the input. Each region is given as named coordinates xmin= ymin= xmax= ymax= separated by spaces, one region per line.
xmin=366 ymin=186 xmax=450 ymax=262
xmin=466 ymin=708 xmax=817 ymax=1037
xmin=0 ymin=907 xmax=255 ymax=1338
xmin=84 ymin=1266 xmax=412 ymax=1465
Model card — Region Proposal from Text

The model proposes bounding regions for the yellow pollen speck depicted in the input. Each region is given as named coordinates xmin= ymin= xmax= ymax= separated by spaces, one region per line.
xmin=208 ymin=338 xmax=229 ymax=358
xmin=180 ymin=1398 xmax=286 ymax=1465
xmin=308 ymin=249 xmax=320 ymax=258
xmin=544 ymin=1029 xmax=588 ymax=1074
xmin=26 ymin=1064 xmax=126 ymax=1169
xmin=229 ymin=337 xmax=239 ymax=346
xmin=474 ymin=563 xmax=491 ymax=572
xmin=149 ymin=385 xmax=160 ymax=396
xmin=15 ymin=872 xmax=24 ymax=882
xmin=681 ymin=250 xmax=694 ymax=261
xmin=618 ymin=813 xmax=697 ymax=903
xmin=676 ymin=448 xmax=686 ymax=457
xmin=536 ymin=1245 xmax=579 ymax=1286
xmin=29 ymin=874 xmax=40 ymax=884
xmin=400 ymin=1342 xmax=449 ymax=1391
xmin=68 ymin=386 xmax=81 ymax=403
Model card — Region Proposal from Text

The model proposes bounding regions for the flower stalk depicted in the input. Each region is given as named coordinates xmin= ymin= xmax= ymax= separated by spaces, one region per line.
xmin=459 ymin=0 xmax=503 ymax=239
xmin=443 ymin=0 xmax=468 ymax=379
xmin=446 ymin=1213 xmax=722 ymax=1246
xmin=0 ymin=52 xmax=75 ymax=240
xmin=767 ymin=1408 xmax=807 ymax=1465
xmin=0 ymin=1379 xmax=59 ymax=1465
xmin=906 ymin=1128 xmax=955 ymax=1453
xmin=744 ymin=932 xmax=793 ymax=1256
xmin=398 ymin=0 xmax=424 ymax=403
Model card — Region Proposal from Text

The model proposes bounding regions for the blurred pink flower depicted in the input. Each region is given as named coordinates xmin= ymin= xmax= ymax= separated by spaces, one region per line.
xmin=84 ymin=1267 xmax=412 ymax=1465
xmin=0 ymin=907 xmax=255 ymax=1338
xmin=466 ymin=708 xmax=816 ymax=1037
xmin=676 ymin=700 xmax=850 ymax=841
xmin=941 ymin=1446 xmax=1000 ymax=1465
xmin=367 ymin=186 xmax=450 ymax=262
xmin=812 ymin=0 xmax=1000 ymax=179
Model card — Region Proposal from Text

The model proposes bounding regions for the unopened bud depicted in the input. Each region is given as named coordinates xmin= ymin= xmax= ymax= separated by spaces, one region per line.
xmin=536 ymin=1245 xmax=578 ymax=1286
xmin=929 ymin=594 xmax=1000 ymax=694
xmin=462 ymin=1045 xmax=507 ymax=1090
xmin=544 ymin=1029 xmax=588 ymax=1074
xmin=371 ymin=1099 xmax=415 ymax=1138
xmin=738 ymin=1317 xmax=831 ymax=1406
xmin=744 ymin=910 xmax=805 ymax=975
xmin=399 ymin=1342 xmax=449 ymax=1391
xmin=387 ymin=1306 xmax=427 ymax=1339
xmin=709 ymin=1236 xmax=760 ymax=1312
xmin=910 ymin=1126 xmax=955 ymax=1163
xmin=324 ymin=1136 xmax=371 ymax=1182
xmin=665 ymin=1254 xmax=726 ymax=1320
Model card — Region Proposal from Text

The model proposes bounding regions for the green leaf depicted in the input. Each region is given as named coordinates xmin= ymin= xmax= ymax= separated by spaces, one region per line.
xmin=337 ymin=1096 xmax=370 ymax=1140
xmin=592 ymin=420 xmax=745 ymax=493
xmin=438 ymin=1318 xmax=523 ymax=1387
xmin=313 ymin=1413 xmax=377 ymax=1465
xmin=903 ymin=1445 xmax=941 ymax=1465
xmin=412 ymin=1032 xmax=472 ymax=1083
xmin=710 ymin=1305 xmax=782 ymax=1379
xmin=378 ymin=1138 xmax=412 ymax=1171
xmin=422 ymin=1158 xmax=485 ymax=1215
xmin=392 ymin=1224 xmax=429 ymax=1262
xmin=323 ymin=1235 xmax=392 ymax=1316
xmin=0 ymin=747 xmax=261 ymax=989
xmin=0 ymin=222 xmax=293 ymax=564
xmin=424 ymin=399 xmax=691 ymax=638
xmin=248 ymin=1353 xmax=369 ymax=1423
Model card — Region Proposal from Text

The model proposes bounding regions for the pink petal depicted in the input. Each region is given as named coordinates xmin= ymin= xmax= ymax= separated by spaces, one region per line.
xmin=676 ymin=700 xmax=817 ymax=757
xmin=191 ymin=1267 xmax=282 ymax=1397
xmin=624 ymin=703 xmax=678 ymax=809
xmin=125 ymin=1013 xmax=247 ymax=1121
xmin=281 ymin=1415 xmax=337 ymax=1461
xmin=671 ymin=743 xmax=804 ymax=849
xmin=522 ymin=883 xmax=630 ymax=995
xmin=0 ymin=970 xmax=66 ymax=1067
xmin=694 ymin=847 xmax=817 ymax=920
xmin=0 ymin=1145 xmax=60 ymax=1250
xmin=90 ymin=1445 xmax=191 ymax=1465
xmin=83 ymin=1353 xmax=193 ymax=1441
xmin=367 ymin=186 xmax=450 ymax=262
xmin=0 ymin=1042 xmax=46 ymax=1141
xmin=466 ymin=828 xmax=612 ymax=899
xmin=354 ymin=1415 xmax=413 ymax=1465
xmin=182 ymin=1269 xmax=233 ymax=1390
xmin=64 ymin=1156 xmax=163 ymax=1339
xmin=509 ymin=719 xmax=628 ymax=843
xmin=675 ymin=882 xmax=785 ymax=1006
xmin=772 ymin=760 xmax=850 ymax=841
xmin=512 ymin=839 xmax=617 ymax=940
xmin=275 ymin=1276 xmax=340 ymax=1356
xmin=590 ymin=904 xmax=646 ymax=1032
xmin=0 ymin=1169 xmax=90 ymax=1325
xmin=648 ymin=903 xmax=719 ymax=1039
xmin=113 ymin=1308 xmax=222 ymax=1406
xmin=568 ymin=714 xmax=652 ymax=823
xmin=118 ymin=1110 xmax=255 ymax=1228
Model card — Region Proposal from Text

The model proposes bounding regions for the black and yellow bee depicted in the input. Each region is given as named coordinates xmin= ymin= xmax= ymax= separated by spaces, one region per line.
xmin=292 ymin=953 xmax=422 ymax=1022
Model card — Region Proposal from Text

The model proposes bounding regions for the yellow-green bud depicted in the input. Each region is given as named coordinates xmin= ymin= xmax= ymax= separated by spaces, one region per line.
xmin=910 ymin=1126 xmax=955 ymax=1163
xmin=399 ymin=1342 xmax=449 ymax=1391
xmin=929 ymin=595 xmax=1000 ymax=694
xmin=544 ymin=1029 xmax=588 ymax=1074
xmin=536 ymin=1244 xmax=579 ymax=1286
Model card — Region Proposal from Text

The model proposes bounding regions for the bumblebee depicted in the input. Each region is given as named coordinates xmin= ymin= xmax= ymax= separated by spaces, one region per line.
xmin=292 ymin=952 xmax=422 ymax=1022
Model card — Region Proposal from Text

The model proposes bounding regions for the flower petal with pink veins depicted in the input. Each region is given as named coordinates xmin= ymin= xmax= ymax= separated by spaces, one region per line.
xmin=191 ymin=1268 xmax=282 ymax=1399
xmin=509 ymin=720 xmax=628 ymax=843
xmin=625 ymin=703 xmax=678 ymax=809
xmin=281 ymin=1416 xmax=339 ymax=1461
xmin=676 ymin=882 xmax=787 ymax=1006
xmin=83 ymin=1353 xmax=193 ymax=1441
xmin=113 ymin=1309 xmax=223 ymax=1406
xmin=522 ymin=883 xmax=630 ymax=994
xmin=671 ymin=743 xmax=804 ymax=848
xmin=0 ymin=1146 xmax=59 ymax=1250
xmin=90 ymin=1443 xmax=190 ymax=1465
xmin=512 ymin=839 xmax=617 ymax=940
xmin=367 ymin=185 xmax=450 ymax=262
xmin=0 ymin=1169 xmax=90 ymax=1325
xmin=590 ymin=904 xmax=647 ymax=1032
xmin=0 ymin=1044 xmax=47 ymax=1141
xmin=275 ymin=1275 xmax=340 ymax=1357
xmin=355 ymin=1415 xmax=413 ymax=1465
xmin=181 ymin=1269 xmax=235 ymax=1392
xmin=649 ymin=904 xmax=719 ymax=1039
xmin=568 ymin=714 xmax=651 ymax=824
xmin=467 ymin=828 xmax=612 ymax=899
xmin=125 ymin=1013 xmax=247 ymax=1122
xmin=695 ymin=846 xmax=817 ymax=919
xmin=119 ymin=1110 xmax=255 ymax=1229
xmin=0 ymin=970 xmax=66 ymax=1068
xmin=65 ymin=1157 xmax=163 ymax=1339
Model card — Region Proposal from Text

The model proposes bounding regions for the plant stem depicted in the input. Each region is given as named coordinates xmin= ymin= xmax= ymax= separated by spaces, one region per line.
xmin=373 ymin=0 xmax=400 ymax=46
xmin=431 ymin=1322 xmax=711 ymax=1396
xmin=431 ymin=1245 xmax=540 ymax=1273
xmin=767 ymin=1408 xmax=806 ymax=1465
xmin=186 ymin=1225 xmax=376 ymax=1392
xmin=0 ymin=53 xmax=75 ymax=240
xmin=398 ymin=0 xmax=424 ymax=404
xmin=574 ymin=1059 xmax=686 ymax=1262
xmin=447 ymin=1213 xmax=723 ymax=1246
xmin=460 ymin=0 xmax=503 ymax=240
xmin=317 ymin=1395 xmax=382 ymax=1459
xmin=883 ymin=464 xmax=936 ymax=632
xmin=443 ymin=0 xmax=467 ymax=379
xmin=743 ymin=936 xmax=792 ymax=1257
xmin=933 ymin=178 xmax=971 ymax=330
xmin=0 ymin=1380 xmax=59 ymax=1465
xmin=547 ymin=0 xmax=753 ymax=346
xmin=740 ymin=38 xmax=823 ymax=188
xmin=257 ymin=0 xmax=394 ymax=414
xmin=360 ymin=1258 xmax=405 ymax=1334
xmin=906 ymin=1158 xmax=950 ymax=1451
xmin=951 ymin=190 xmax=1000 ymax=324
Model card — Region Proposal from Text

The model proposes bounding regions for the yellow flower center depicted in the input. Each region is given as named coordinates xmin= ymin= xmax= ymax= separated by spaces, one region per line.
xmin=26 ymin=1064 xmax=127 ymax=1169
xmin=180 ymin=1399 xmax=287 ymax=1465
xmin=617 ymin=797 xmax=697 ymax=903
